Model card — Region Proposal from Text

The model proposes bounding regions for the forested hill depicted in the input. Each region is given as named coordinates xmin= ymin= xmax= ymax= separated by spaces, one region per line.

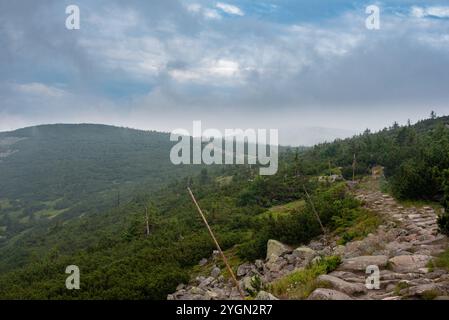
xmin=0 ymin=124 xmax=179 ymax=203
xmin=0 ymin=124 xmax=204 ymax=246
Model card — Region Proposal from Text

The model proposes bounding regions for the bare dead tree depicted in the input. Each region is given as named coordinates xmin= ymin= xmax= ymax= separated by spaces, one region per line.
xmin=144 ymin=205 xmax=150 ymax=236
xmin=352 ymin=153 xmax=357 ymax=182
xmin=302 ymin=184 xmax=326 ymax=235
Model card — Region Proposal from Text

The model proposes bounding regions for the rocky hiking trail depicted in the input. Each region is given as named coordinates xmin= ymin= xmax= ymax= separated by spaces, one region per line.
xmin=168 ymin=178 xmax=449 ymax=300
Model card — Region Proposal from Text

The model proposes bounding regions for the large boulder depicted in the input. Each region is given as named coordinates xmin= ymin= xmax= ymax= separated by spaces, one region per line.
xmin=308 ymin=288 xmax=353 ymax=300
xmin=317 ymin=275 xmax=367 ymax=296
xmin=404 ymin=283 xmax=447 ymax=298
xmin=266 ymin=240 xmax=291 ymax=261
xmin=388 ymin=255 xmax=432 ymax=273
xmin=292 ymin=246 xmax=317 ymax=262
xmin=339 ymin=255 xmax=388 ymax=272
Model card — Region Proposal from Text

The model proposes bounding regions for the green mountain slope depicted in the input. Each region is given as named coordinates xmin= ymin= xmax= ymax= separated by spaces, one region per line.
xmin=0 ymin=124 xmax=204 ymax=258
xmin=0 ymin=115 xmax=448 ymax=300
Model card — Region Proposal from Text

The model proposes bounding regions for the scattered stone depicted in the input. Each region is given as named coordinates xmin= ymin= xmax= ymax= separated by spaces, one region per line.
xmin=176 ymin=283 xmax=185 ymax=291
xmin=285 ymin=254 xmax=297 ymax=264
xmin=255 ymin=291 xmax=279 ymax=300
xmin=237 ymin=263 xmax=254 ymax=277
xmin=199 ymin=277 xmax=215 ymax=289
xmin=308 ymin=288 xmax=353 ymax=300
xmin=211 ymin=266 xmax=221 ymax=278
xmin=266 ymin=240 xmax=291 ymax=261
xmin=190 ymin=287 xmax=205 ymax=295
xmin=255 ymin=259 xmax=264 ymax=271
xmin=266 ymin=256 xmax=288 ymax=272
xmin=241 ymin=276 xmax=255 ymax=292
xmin=204 ymin=290 xmax=219 ymax=300
xmin=169 ymin=182 xmax=449 ymax=301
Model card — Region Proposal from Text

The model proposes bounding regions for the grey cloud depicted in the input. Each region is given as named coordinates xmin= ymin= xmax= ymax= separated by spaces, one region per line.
xmin=1 ymin=1 xmax=449 ymax=145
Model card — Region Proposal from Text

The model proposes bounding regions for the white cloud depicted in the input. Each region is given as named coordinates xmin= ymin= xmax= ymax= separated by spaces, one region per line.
xmin=216 ymin=2 xmax=244 ymax=16
xmin=411 ymin=6 xmax=425 ymax=18
xmin=185 ymin=3 xmax=222 ymax=20
xmin=14 ymin=83 xmax=66 ymax=98
xmin=411 ymin=6 xmax=449 ymax=18
xmin=203 ymin=8 xmax=222 ymax=20
xmin=427 ymin=7 xmax=449 ymax=18
xmin=169 ymin=59 xmax=241 ymax=83
xmin=186 ymin=3 xmax=201 ymax=13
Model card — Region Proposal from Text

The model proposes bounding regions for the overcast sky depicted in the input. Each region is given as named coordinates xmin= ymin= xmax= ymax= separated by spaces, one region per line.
xmin=1 ymin=0 xmax=449 ymax=145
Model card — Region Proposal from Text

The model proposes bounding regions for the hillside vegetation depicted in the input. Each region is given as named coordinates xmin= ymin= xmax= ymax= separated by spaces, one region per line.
xmin=0 ymin=124 xmax=208 ymax=270
xmin=0 ymin=115 xmax=448 ymax=299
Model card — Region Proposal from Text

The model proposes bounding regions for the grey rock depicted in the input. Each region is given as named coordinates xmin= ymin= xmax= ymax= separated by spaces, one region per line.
xmin=190 ymin=286 xmax=205 ymax=295
xmin=308 ymin=288 xmax=353 ymax=300
xmin=406 ymin=283 xmax=445 ymax=298
xmin=195 ymin=276 xmax=205 ymax=285
xmin=292 ymin=246 xmax=317 ymax=261
xmin=241 ymin=276 xmax=255 ymax=292
xmin=266 ymin=257 xmax=287 ymax=272
xmin=317 ymin=275 xmax=367 ymax=295
xmin=285 ymin=254 xmax=297 ymax=264
xmin=204 ymin=290 xmax=220 ymax=300
xmin=255 ymin=291 xmax=279 ymax=300
xmin=388 ymin=255 xmax=432 ymax=273
xmin=266 ymin=240 xmax=291 ymax=261
xmin=333 ymin=245 xmax=346 ymax=257
xmin=339 ymin=255 xmax=388 ymax=271
xmin=211 ymin=266 xmax=221 ymax=278
xmin=255 ymin=259 xmax=264 ymax=271
xmin=199 ymin=277 xmax=215 ymax=289
xmin=237 ymin=263 xmax=256 ymax=277
xmin=176 ymin=283 xmax=185 ymax=291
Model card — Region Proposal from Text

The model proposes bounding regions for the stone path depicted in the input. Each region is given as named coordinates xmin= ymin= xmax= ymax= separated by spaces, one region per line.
xmin=321 ymin=188 xmax=449 ymax=300
xmin=168 ymin=181 xmax=449 ymax=300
